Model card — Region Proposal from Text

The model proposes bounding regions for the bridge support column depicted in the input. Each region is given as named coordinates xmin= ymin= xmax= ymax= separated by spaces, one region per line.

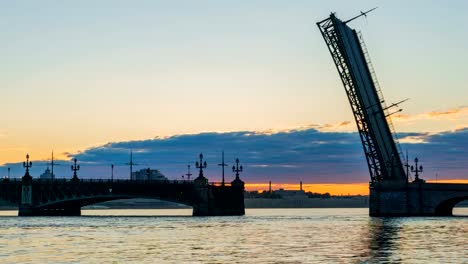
xmin=370 ymin=181 xmax=468 ymax=216
xmin=192 ymin=183 xmax=245 ymax=216
xmin=19 ymin=159 xmax=34 ymax=216
xmin=370 ymin=181 xmax=408 ymax=216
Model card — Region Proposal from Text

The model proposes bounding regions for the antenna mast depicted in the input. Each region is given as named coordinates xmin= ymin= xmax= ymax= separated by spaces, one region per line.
xmin=185 ymin=164 xmax=193 ymax=181
xmin=218 ymin=151 xmax=228 ymax=186
xmin=344 ymin=7 xmax=378 ymax=24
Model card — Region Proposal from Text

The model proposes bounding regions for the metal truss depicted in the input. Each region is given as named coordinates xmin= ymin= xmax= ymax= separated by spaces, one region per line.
xmin=317 ymin=16 xmax=384 ymax=182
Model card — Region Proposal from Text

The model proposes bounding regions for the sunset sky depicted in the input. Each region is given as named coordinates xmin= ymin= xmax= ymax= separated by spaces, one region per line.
xmin=1 ymin=1 xmax=468 ymax=194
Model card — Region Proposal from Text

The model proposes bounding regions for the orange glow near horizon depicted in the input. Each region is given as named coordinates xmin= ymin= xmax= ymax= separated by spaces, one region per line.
xmin=245 ymin=183 xmax=370 ymax=196
xmin=246 ymin=179 xmax=468 ymax=196
xmin=426 ymin=179 xmax=468 ymax=184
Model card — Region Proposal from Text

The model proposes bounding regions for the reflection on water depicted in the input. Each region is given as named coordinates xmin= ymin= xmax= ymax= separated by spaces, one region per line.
xmin=83 ymin=209 xmax=193 ymax=216
xmin=0 ymin=208 xmax=465 ymax=263
xmin=366 ymin=218 xmax=402 ymax=263
xmin=362 ymin=210 xmax=468 ymax=264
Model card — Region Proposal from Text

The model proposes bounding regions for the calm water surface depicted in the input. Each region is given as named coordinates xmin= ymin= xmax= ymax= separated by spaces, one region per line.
xmin=0 ymin=208 xmax=466 ymax=263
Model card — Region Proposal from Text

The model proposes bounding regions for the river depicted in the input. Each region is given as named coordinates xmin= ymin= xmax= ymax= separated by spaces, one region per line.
xmin=0 ymin=208 xmax=466 ymax=263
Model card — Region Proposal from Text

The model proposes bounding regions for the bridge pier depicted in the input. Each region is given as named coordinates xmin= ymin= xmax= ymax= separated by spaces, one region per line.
xmin=370 ymin=181 xmax=468 ymax=216
xmin=192 ymin=183 xmax=245 ymax=216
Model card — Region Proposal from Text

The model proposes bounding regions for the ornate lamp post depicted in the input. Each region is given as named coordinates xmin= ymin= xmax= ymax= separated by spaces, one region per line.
xmin=411 ymin=157 xmax=423 ymax=182
xmin=231 ymin=158 xmax=244 ymax=188
xmin=22 ymin=154 xmax=33 ymax=183
xmin=196 ymin=153 xmax=207 ymax=178
xmin=194 ymin=153 xmax=208 ymax=185
xmin=71 ymin=158 xmax=80 ymax=181
xmin=232 ymin=158 xmax=243 ymax=180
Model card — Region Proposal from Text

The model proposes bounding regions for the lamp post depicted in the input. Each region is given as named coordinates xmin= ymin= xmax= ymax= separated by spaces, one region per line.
xmin=232 ymin=158 xmax=243 ymax=180
xmin=195 ymin=153 xmax=207 ymax=178
xmin=71 ymin=158 xmax=80 ymax=181
xmin=111 ymin=164 xmax=114 ymax=182
xmin=411 ymin=157 xmax=423 ymax=182
xmin=7 ymin=167 xmax=10 ymax=179
xmin=23 ymin=154 xmax=32 ymax=175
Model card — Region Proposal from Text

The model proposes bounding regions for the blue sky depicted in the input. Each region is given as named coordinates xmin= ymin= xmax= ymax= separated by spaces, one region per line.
xmin=1 ymin=1 xmax=468 ymax=185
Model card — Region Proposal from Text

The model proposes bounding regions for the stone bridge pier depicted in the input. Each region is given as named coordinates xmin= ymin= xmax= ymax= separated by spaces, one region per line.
xmin=370 ymin=181 xmax=468 ymax=216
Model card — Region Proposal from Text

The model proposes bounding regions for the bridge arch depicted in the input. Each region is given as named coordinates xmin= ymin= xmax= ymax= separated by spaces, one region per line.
xmin=35 ymin=195 xmax=194 ymax=210
xmin=434 ymin=195 xmax=468 ymax=216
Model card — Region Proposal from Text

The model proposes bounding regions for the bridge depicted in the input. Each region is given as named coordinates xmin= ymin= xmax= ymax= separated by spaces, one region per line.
xmin=317 ymin=11 xmax=468 ymax=216
xmin=1 ymin=154 xmax=245 ymax=216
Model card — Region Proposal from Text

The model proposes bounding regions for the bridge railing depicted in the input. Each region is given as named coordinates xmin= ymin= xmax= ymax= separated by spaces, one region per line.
xmin=1 ymin=178 xmax=195 ymax=184
xmin=2 ymin=178 xmax=236 ymax=187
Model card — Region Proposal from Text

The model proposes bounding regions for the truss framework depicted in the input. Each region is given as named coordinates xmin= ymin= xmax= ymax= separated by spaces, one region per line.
xmin=317 ymin=15 xmax=405 ymax=182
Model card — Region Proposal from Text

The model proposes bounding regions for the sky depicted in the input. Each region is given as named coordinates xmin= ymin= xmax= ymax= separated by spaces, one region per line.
xmin=1 ymin=1 xmax=468 ymax=194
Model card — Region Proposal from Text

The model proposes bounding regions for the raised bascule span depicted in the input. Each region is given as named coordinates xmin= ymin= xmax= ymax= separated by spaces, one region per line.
xmin=317 ymin=10 xmax=468 ymax=216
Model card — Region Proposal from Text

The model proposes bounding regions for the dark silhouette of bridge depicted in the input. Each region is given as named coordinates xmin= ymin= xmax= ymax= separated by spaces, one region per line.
xmin=1 ymin=154 xmax=245 ymax=216
xmin=317 ymin=11 xmax=468 ymax=216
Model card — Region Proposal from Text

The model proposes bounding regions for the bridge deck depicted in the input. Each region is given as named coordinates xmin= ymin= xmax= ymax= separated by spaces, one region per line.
xmin=0 ymin=178 xmax=245 ymax=216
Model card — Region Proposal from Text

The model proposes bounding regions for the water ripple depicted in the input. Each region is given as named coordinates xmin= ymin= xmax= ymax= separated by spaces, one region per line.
xmin=0 ymin=208 xmax=466 ymax=263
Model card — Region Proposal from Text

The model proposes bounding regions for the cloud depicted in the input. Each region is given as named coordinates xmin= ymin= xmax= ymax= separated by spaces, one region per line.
xmin=398 ymin=132 xmax=431 ymax=144
xmin=393 ymin=106 xmax=468 ymax=122
xmin=2 ymin=128 xmax=468 ymax=185
xmin=0 ymin=128 xmax=367 ymax=183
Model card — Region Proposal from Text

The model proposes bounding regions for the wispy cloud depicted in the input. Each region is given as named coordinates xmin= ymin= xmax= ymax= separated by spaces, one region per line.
xmin=393 ymin=106 xmax=468 ymax=122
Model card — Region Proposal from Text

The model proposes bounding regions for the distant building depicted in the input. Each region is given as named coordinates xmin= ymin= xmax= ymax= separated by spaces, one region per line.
xmin=269 ymin=181 xmax=308 ymax=199
xmin=274 ymin=189 xmax=308 ymax=199
xmin=132 ymin=168 xmax=167 ymax=181
xmin=40 ymin=167 xmax=55 ymax=179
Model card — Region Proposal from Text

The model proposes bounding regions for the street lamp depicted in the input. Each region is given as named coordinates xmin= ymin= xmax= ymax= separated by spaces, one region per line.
xmin=71 ymin=158 xmax=80 ymax=181
xmin=195 ymin=153 xmax=207 ymax=178
xmin=232 ymin=158 xmax=243 ymax=180
xmin=23 ymin=154 xmax=32 ymax=176
xmin=411 ymin=157 xmax=423 ymax=182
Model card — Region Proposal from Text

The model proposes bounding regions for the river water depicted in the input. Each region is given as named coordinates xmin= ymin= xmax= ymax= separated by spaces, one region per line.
xmin=0 ymin=208 xmax=466 ymax=263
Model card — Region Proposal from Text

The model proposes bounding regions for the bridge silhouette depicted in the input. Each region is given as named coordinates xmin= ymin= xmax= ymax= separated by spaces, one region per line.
xmin=317 ymin=12 xmax=468 ymax=216
xmin=1 ymin=154 xmax=245 ymax=216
